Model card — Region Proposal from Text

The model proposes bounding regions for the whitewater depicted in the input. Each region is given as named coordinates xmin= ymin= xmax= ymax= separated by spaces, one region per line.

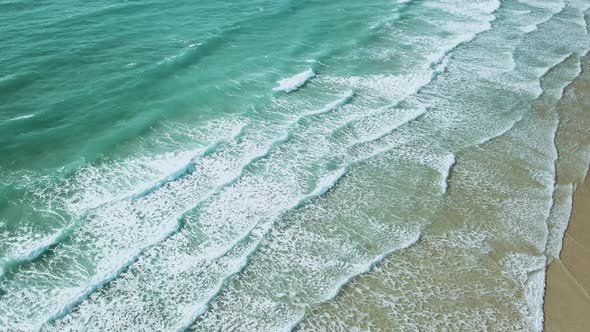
xmin=1 ymin=0 xmax=589 ymax=331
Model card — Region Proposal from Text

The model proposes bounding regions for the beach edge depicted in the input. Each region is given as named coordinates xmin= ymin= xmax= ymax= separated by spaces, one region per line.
xmin=544 ymin=168 xmax=590 ymax=331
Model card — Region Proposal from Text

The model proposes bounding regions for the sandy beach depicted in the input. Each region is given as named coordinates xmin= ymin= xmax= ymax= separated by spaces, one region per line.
xmin=544 ymin=169 xmax=590 ymax=331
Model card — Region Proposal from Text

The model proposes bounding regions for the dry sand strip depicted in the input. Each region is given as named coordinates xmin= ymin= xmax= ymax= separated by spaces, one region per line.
xmin=544 ymin=170 xmax=590 ymax=332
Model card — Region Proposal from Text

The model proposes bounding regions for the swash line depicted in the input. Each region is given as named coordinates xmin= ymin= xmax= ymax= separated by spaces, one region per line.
xmin=541 ymin=53 xmax=584 ymax=261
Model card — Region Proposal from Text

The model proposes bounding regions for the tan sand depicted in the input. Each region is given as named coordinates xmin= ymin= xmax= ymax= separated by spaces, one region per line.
xmin=544 ymin=170 xmax=590 ymax=331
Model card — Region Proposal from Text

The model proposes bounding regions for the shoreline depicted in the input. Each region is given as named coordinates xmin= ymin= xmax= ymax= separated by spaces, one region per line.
xmin=544 ymin=169 xmax=590 ymax=331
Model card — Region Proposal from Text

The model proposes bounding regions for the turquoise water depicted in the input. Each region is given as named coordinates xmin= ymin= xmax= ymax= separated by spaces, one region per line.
xmin=1 ymin=0 xmax=590 ymax=330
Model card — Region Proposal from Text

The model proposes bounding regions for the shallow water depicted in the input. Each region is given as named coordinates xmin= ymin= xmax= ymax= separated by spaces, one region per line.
xmin=1 ymin=0 xmax=589 ymax=330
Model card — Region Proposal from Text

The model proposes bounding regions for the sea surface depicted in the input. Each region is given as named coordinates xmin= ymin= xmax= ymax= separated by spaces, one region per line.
xmin=1 ymin=0 xmax=590 ymax=330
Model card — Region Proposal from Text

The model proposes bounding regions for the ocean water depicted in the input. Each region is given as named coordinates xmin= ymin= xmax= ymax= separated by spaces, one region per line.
xmin=1 ymin=0 xmax=589 ymax=330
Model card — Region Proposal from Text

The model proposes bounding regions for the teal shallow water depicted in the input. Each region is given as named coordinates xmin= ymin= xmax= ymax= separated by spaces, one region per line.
xmin=1 ymin=0 xmax=590 ymax=330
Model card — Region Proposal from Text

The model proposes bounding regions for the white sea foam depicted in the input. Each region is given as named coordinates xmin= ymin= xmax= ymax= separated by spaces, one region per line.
xmin=0 ymin=73 xmax=17 ymax=82
xmin=7 ymin=114 xmax=35 ymax=121
xmin=475 ymin=114 xmax=525 ymax=146
xmin=544 ymin=184 xmax=575 ymax=260
xmin=321 ymin=71 xmax=432 ymax=103
xmin=350 ymin=107 xmax=426 ymax=147
xmin=40 ymin=131 xmax=292 ymax=326
xmin=188 ymin=171 xmax=424 ymax=331
xmin=23 ymin=90 xmax=359 ymax=331
xmin=272 ymin=68 xmax=315 ymax=93
xmin=47 ymin=137 xmax=353 ymax=331
xmin=439 ymin=153 xmax=456 ymax=195
xmin=131 ymin=142 xmax=224 ymax=200
xmin=0 ymin=119 xmax=248 ymax=279
xmin=301 ymin=90 xmax=353 ymax=117
xmin=288 ymin=231 xmax=421 ymax=331
xmin=307 ymin=167 xmax=347 ymax=198
xmin=43 ymin=84 xmax=422 ymax=330
xmin=320 ymin=231 xmax=420 ymax=302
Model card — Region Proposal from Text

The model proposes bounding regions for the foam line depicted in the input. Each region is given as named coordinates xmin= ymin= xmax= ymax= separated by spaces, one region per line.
xmin=211 ymin=166 xmax=351 ymax=266
xmin=172 ymin=243 xmax=258 ymax=332
xmin=0 ymin=215 xmax=73 ymax=281
xmin=585 ymin=8 xmax=590 ymax=34
xmin=439 ymin=153 xmax=456 ymax=195
xmin=45 ymin=249 xmax=155 ymax=327
xmin=538 ymin=52 xmax=575 ymax=84
xmin=369 ymin=0 xmax=416 ymax=30
xmin=520 ymin=0 xmax=566 ymax=35
xmin=6 ymin=114 xmax=35 ymax=121
xmin=474 ymin=51 xmax=578 ymax=149
xmin=0 ymin=122 xmax=249 ymax=278
xmin=202 ymin=166 xmax=348 ymax=265
xmin=41 ymin=92 xmax=356 ymax=326
xmin=149 ymin=28 xmax=239 ymax=80
xmin=131 ymin=142 xmax=223 ymax=200
xmin=332 ymin=18 xmax=500 ymax=144
xmin=0 ymin=141 xmax=229 ymax=281
xmin=333 ymin=6 xmax=502 ymax=147
xmin=41 ymin=133 xmax=289 ymax=326
xmin=474 ymin=113 xmax=525 ymax=146
xmin=424 ymin=0 xmax=502 ymax=82
xmin=349 ymin=107 xmax=427 ymax=149
xmin=180 ymin=128 xmax=447 ymax=330
xmin=553 ymin=53 xmax=584 ymax=105
xmin=329 ymin=102 xmax=399 ymax=138
xmin=324 ymin=231 xmax=420 ymax=300
xmin=300 ymin=90 xmax=353 ymax=117
xmin=174 ymin=167 xmax=350 ymax=332
xmin=541 ymin=54 xmax=584 ymax=261
xmin=272 ymin=68 xmax=316 ymax=93
xmin=287 ymin=231 xmax=421 ymax=331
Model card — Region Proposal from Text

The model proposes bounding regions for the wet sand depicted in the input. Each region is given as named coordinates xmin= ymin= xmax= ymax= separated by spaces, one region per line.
xmin=544 ymin=170 xmax=590 ymax=331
